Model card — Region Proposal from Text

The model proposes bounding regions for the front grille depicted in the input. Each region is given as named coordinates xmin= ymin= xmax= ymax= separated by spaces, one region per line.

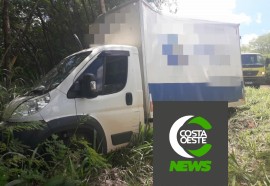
xmin=243 ymin=71 xmax=258 ymax=76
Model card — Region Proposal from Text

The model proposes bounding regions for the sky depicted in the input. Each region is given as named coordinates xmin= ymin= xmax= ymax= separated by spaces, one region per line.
xmin=166 ymin=0 xmax=269 ymax=45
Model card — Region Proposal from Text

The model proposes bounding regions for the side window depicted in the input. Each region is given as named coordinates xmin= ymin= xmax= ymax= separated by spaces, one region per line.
xmin=73 ymin=51 xmax=128 ymax=96
xmin=103 ymin=56 xmax=128 ymax=94
xmin=257 ymin=55 xmax=264 ymax=65
xmin=250 ymin=56 xmax=255 ymax=64
xmin=83 ymin=56 xmax=104 ymax=92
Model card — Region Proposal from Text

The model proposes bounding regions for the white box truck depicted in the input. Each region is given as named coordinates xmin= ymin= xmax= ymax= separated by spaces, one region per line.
xmin=1 ymin=0 xmax=244 ymax=153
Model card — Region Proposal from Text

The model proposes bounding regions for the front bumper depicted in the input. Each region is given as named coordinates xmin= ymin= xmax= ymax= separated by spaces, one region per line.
xmin=243 ymin=77 xmax=265 ymax=86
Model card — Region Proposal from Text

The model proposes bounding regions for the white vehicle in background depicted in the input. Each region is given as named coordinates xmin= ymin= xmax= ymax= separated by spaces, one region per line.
xmin=1 ymin=0 xmax=244 ymax=153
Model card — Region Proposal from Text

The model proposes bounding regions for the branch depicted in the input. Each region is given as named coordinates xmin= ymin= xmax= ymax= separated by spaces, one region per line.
xmin=0 ymin=0 xmax=41 ymax=68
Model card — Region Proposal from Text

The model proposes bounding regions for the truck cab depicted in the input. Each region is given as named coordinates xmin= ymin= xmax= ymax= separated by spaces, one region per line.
xmin=1 ymin=45 xmax=144 ymax=153
xmin=241 ymin=53 xmax=267 ymax=88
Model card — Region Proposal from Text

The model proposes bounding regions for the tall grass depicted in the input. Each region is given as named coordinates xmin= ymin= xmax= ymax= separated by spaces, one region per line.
xmin=229 ymin=87 xmax=270 ymax=186
xmin=0 ymin=123 xmax=110 ymax=185
xmin=0 ymin=123 xmax=153 ymax=185
xmin=87 ymin=124 xmax=154 ymax=185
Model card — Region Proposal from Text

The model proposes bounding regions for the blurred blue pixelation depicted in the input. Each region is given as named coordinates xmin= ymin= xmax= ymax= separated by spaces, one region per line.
xmin=162 ymin=33 xmax=230 ymax=66
xmin=162 ymin=34 xmax=181 ymax=66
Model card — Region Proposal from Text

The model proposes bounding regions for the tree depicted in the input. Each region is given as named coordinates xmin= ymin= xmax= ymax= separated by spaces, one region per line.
xmin=0 ymin=0 xmax=129 ymax=88
xmin=241 ymin=44 xmax=251 ymax=53
xmin=147 ymin=0 xmax=178 ymax=13
xmin=1 ymin=0 xmax=41 ymax=87
xmin=242 ymin=33 xmax=270 ymax=56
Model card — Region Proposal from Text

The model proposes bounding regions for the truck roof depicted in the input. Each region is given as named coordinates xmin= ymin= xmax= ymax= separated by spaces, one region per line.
xmin=71 ymin=45 xmax=138 ymax=56
xmin=98 ymin=0 xmax=239 ymax=26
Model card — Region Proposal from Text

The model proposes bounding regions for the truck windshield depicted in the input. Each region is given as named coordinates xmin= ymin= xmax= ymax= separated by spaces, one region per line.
xmin=241 ymin=54 xmax=264 ymax=67
xmin=28 ymin=51 xmax=91 ymax=95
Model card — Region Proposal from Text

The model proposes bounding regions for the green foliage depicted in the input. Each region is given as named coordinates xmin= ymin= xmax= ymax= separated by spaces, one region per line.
xmin=265 ymin=66 xmax=270 ymax=84
xmin=130 ymin=124 xmax=153 ymax=146
xmin=229 ymin=87 xmax=270 ymax=185
xmin=0 ymin=83 xmax=29 ymax=120
xmin=1 ymin=0 xmax=111 ymax=83
xmin=241 ymin=32 xmax=270 ymax=57
xmin=104 ymin=124 xmax=153 ymax=185
xmin=0 ymin=123 xmax=111 ymax=185
xmin=249 ymin=33 xmax=270 ymax=55
xmin=147 ymin=0 xmax=178 ymax=13
xmin=0 ymin=121 xmax=153 ymax=185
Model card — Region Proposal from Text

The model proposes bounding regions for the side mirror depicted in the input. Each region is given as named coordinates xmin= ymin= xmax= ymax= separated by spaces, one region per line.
xmin=81 ymin=73 xmax=98 ymax=98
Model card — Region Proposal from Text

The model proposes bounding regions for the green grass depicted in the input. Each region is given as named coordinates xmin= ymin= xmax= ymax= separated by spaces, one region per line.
xmin=229 ymin=87 xmax=270 ymax=186
xmin=95 ymin=124 xmax=153 ymax=185
xmin=0 ymin=123 xmax=153 ymax=185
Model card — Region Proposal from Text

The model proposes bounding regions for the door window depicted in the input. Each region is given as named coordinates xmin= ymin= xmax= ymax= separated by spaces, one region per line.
xmin=70 ymin=51 xmax=129 ymax=97
xmin=103 ymin=56 xmax=128 ymax=94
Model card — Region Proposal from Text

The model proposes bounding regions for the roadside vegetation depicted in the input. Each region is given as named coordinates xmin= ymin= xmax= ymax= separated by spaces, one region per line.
xmin=0 ymin=122 xmax=153 ymax=185
xmin=229 ymin=87 xmax=270 ymax=186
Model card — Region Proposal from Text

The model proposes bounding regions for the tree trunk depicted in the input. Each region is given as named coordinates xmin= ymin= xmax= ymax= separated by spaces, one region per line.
xmin=100 ymin=0 xmax=106 ymax=14
xmin=2 ymin=0 xmax=11 ymax=85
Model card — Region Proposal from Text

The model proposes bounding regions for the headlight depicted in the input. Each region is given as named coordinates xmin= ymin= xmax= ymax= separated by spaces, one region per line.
xmin=262 ymin=71 xmax=265 ymax=75
xmin=11 ymin=94 xmax=50 ymax=118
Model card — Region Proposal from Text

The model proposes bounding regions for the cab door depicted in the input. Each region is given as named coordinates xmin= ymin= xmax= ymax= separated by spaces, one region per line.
xmin=74 ymin=49 xmax=143 ymax=151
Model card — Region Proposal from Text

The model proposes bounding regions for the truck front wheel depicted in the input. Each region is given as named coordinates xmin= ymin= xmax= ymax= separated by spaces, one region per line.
xmin=56 ymin=127 xmax=106 ymax=154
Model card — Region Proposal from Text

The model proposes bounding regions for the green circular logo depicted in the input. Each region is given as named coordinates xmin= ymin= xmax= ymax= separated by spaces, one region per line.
xmin=169 ymin=115 xmax=212 ymax=158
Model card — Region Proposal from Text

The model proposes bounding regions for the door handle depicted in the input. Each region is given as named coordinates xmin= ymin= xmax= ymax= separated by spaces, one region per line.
xmin=126 ymin=92 xmax=133 ymax=105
